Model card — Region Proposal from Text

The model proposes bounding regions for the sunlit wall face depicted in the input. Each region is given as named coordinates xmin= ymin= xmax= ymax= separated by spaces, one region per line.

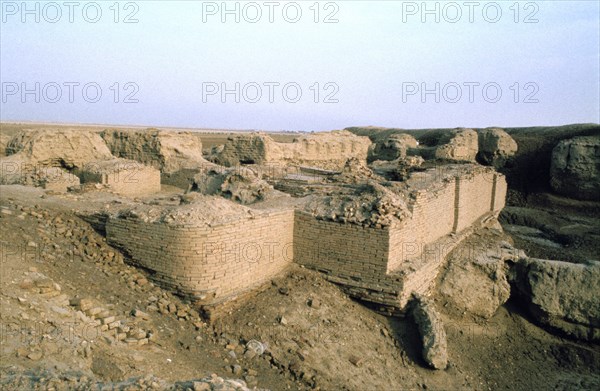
xmin=1 ymin=1 xmax=598 ymax=131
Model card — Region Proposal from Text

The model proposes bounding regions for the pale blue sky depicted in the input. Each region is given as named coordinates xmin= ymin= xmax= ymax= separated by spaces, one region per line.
xmin=1 ymin=0 xmax=599 ymax=131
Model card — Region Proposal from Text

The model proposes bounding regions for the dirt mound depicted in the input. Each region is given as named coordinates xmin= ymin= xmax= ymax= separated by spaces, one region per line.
xmin=213 ymin=267 xmax=417 ymax=391
xmin=0 ymin=129 xmax=112 ymax=188
xmin=101 ymin=129 xmax=206 ymax=173
xmin=5 ymin=129 xmax=113 ymax=168
xmin=333 ymin=157 xmax=380 ymax=183
xmin=510 ymin=258 xmax=600 ymax=341
xmin=550 ymin=135 xmax=600 ymax=201
xmin=477 ymin=128 xmax=518 ymax=168
xmin=434 ymin=128 xmax=478 ymax=162
xmin=502 ymin=124 xmax=599 ymax=196
xmin=438 ymin=228 xmax=524 ymax=319
xmin=370 ymin=156 xmax=425 ymax=181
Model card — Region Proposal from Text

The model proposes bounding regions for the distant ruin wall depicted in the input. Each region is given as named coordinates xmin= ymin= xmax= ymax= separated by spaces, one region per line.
xmin=215 ymin=134 xmax=272 ymax=166
xmin=106 ymin=210 xmax=294 ymax=305
xmin=80 ymin=159 xmax=161 ymax=196
xmin=215 ymin=131 xmax=371 ymax=169
xmin=101 ymin=129 xmax=205 ymax=174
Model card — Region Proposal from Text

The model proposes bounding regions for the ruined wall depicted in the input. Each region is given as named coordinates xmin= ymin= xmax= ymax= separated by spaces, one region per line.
xmin=6 ymin=129 xmax=113 ymax=168
xmin=413 ymin=183 xmax=457 ymax=244
xmin=213 ymin=133 xmax=273 ymax=166
xmin=492 ymin=172 xmax=507 ymax=211
xmin=102 ymin=167 xmax=506 ymax=313
xmin=215 ymin=131 xmax=371 ymax=169
xmin=454 ymin=171 xmax=495 ymax=232
xmin=38 ymin=167 xmax=80 ymax=193
xmin=297 ymin=171 xmax=507 ymax=280
xmin=106 ymin=210 xmax=294 ymax=306
xmin=80 ymin=159 xmax=161 ymax=196
xmin=386 ymin=184 xmax=455 ymax=274
xmin=280 ymin=131 xmax=371 ymax=168
xmin=294 ymin=211 xmax=389 ymax=284
xmin=101 ymin=129 xmax=205 ymax=174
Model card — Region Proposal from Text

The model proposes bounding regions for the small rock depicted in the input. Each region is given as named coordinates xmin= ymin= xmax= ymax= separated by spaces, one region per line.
xmin=27 ymin=351 xmax=43 ymax=361
xmin=307 ymin=298 xmax=321 ymax=308
xmin=136 ymin=277 xmax=148 ymax=286
xmin=131 ymin=309 xmax=150 ymax=319
xmin=278 ymin=287 xmax=289 ymax=295
xmin=19 ymin=279 xmax=34 ymax=290
xmin=349 ymin=355 xmax=363 ymax=367
xmin=192 ymin=381 xmax=210 ymax=391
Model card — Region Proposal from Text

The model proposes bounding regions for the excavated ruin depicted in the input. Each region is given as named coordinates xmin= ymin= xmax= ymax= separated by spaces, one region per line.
xmin=0 ymin=124 xmax=598 ymax=390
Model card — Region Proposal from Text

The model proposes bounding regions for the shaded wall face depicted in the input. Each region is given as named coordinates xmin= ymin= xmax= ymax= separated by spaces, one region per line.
xmin=454 ymin=172 xmax=497 ymax=232
xmin=391 ymin=172 xmax=506 ymax=269
xmin=79 ymin=165 xmax=161 ymax=196
xmin=106 ymin=210 xmax=294 ymax=305
xmin=293 ymin=211 xmax=389 ymax=284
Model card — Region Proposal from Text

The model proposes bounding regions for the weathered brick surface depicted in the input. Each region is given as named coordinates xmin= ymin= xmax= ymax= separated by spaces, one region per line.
xmin=106 ymin=210 xmax=294 ymax=306
xmin=215 ymin=131 xmax=371 ymax=169
xmin=80 ymin=159 xmax=161 ymax=196
xmin=294 ymin=211 xmax=389 ymax=284
xmin=454 ymin=171 xmax=495 ymax=232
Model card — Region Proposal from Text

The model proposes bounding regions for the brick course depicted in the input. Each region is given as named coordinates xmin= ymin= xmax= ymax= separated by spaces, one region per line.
xmin=106 ymin=209 xmax=294 ymax=306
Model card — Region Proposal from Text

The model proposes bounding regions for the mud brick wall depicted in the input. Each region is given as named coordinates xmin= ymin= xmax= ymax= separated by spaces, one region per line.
xmin=279 ymin=136 xmax=371 ymax=168
xmin=106 ymin=210 xmax=294 ymax=305
xmin=100 ymin=129 xmax=204 ymax=173
xmin=415 ymin=182 xmax=457 ymax=243
xmin=294 ymin=211 xmax=389 ymax=284
xmin=216 ymin=131 xmax=371 ymax=169
xmin=454 ymin=171 xmax=497 ymax=232
xmin=387 ymin=180 xmax=456 ymax=272
xmin=104 ymin=166 xmax=161 ymax=196
xmin=491 ymin=173 xmax=507 ymax=212
xmin=301 ymin=171 xmax=507 ymax=279
xmin=81 ymin=163 xmax=161 ymax=196
xmin=216 ymin=134 xmax=271 ymax=166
